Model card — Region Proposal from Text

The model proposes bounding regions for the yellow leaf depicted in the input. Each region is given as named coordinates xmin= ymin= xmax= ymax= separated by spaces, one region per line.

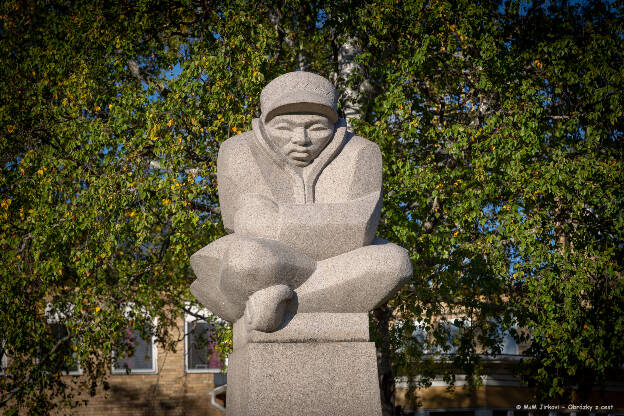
xmin=168 ymin=119 xmax=174 ymax=127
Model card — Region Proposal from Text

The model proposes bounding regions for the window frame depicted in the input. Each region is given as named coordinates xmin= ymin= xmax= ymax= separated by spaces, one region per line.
xmin=110 ymin=305 xmax=158 ymax=375
xmin=499 ymin=325 xmax=520 ymax=356
xmin=486 ymin=317 xmax=521 ymax=357
xmin=45 ymin=303 xmax=83 ymax=376
xmin=184 ymin=304 xmax=226 ymax=374
xmin=0 ymin=340 xmax=7 ymax=375
xmin=413 ymin=317 xmax=472 ymax=356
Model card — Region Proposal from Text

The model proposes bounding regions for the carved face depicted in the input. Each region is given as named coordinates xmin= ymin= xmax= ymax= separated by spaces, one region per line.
xmin=264 ymin=114 xmax=335 ymax=167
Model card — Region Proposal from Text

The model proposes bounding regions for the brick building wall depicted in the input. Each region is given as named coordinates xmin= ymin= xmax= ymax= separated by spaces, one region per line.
xmin=59 ymin=316 xmax=225 ymax=416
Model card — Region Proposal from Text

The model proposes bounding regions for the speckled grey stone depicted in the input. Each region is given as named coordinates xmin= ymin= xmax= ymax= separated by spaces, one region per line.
xmin=189 ymin=72 xmax=413 ymax=415
xmin=243 ymin=284 xmax=294 ymax=333
xmin=233 ymin=312 xmax=370 ymax=346
xmin=260 ymin=72 xmax=339 ymax=123
xmin=227 ymin=341 xmax=381 ymax=416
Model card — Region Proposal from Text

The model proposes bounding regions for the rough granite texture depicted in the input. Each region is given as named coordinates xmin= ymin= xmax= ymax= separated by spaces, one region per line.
xmin=189 ymin=71 xmax=413 ymax=415
xmin=260 ymin=72 xmax=339 ymax=123
xmin=233 ymin=312 xmax=370 ymax=346
xmin=227 ymin=341 xmax=381 ymax=416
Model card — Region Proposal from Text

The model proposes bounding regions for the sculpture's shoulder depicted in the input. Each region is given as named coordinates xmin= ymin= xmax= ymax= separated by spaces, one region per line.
xmin=341 ymin=134 xmax=382 ymax=168
xmin=218 ymin=131 xmax=254 ymax=160
xmin=347 ymin=134 xmax=379 ymax=150
xmin=217 ymin=131 xmax=255 ymax=173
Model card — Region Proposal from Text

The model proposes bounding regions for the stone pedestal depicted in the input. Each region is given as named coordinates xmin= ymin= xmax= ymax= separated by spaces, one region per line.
xmin=226 ymin=312 xmax=382 ymax=416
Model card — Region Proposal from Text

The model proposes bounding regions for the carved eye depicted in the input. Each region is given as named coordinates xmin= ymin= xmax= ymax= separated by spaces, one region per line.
xmin=308 ymin=124 xmax=330 ymax=132
xmin=273 ymin=123 xmax=291 ymax=131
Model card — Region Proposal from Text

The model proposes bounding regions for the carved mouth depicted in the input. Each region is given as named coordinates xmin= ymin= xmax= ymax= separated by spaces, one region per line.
xmin=287 ymin=146 xmax=312 ymax=161
xmin=288 ymin=151 xmax=311 ymax=160
xmin=286 ymin=150 xmax=313 ymax=167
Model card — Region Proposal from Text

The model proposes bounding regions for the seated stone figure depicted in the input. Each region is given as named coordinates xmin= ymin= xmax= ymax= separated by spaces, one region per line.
xmin=190 ymin=71 xmax=412 ymax=332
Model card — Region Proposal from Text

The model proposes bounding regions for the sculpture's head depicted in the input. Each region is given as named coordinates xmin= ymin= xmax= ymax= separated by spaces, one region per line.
xmin=260 ymin=72 xmax=338 ymax=167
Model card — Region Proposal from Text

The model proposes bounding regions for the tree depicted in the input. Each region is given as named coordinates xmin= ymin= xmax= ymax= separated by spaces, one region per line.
xmin=354 ymin=0 xmax=624 ymax=408
xmin=1 ymin=0 xmax=622 ymax=414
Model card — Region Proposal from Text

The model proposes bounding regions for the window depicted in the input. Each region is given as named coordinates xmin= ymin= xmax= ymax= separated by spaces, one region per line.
xmin=1 ymin=340 xmax=7 ymax=375
xmin=500 ymin=330 xmax=519 ymax=355
xmin=487 ymin=318 xmax=520 ymax=356
xmin=49 ymin=323 xmax=82 ymax=375
xmin=436 ymin=318 xmax=470 ymax=355
xmin=411 ymin=320 xmax=429 ymax=353
xmin=411 ymin=318 xmax=470 ymax=355
xmin=112 ymin=323 xmax=157 ymax=374
xmin=45 ymin=303 xmax=82 ymax=376
xmin=185 ymin=308 xmax=224 ymax=373
xmin=111 ymin=306 xmax=158 ymax=374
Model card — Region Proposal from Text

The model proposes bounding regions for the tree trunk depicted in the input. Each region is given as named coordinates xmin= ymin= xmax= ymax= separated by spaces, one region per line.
xmin=337 ymin=36 xmax=364 ymax=128
xmin=336 ymin=33 xmax=397 ymax=416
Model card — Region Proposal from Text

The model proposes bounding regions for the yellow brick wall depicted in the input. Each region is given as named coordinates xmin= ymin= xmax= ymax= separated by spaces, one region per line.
xmin=58 ymin=317 xmax=225 ymax=416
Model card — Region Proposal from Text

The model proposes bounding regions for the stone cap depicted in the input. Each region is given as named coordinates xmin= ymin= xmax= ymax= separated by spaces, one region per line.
xmin=260 ymin=72 xmax=338 ymax=123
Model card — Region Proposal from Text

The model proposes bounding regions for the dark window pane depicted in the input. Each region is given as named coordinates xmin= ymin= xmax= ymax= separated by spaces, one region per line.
xmin=187 ymin=320 xmax=222 ymax=371
xmin=49 ymin=323 xmax=80 ymax=373
xmin=114 ymin=325 xmax=154 ymax=371
xmin=1 ymin=340 xmax=6 ymax=373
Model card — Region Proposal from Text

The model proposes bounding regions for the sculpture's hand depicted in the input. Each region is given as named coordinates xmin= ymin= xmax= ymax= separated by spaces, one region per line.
xmin=233 ymin=193 xmax=280 ymax=239
xmin=244 ymin=284 xmax=294 ymax=332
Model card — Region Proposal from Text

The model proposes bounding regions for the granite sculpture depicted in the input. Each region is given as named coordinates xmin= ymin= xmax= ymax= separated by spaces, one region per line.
xmin=190 ymin=71 xmax=412 ymax=416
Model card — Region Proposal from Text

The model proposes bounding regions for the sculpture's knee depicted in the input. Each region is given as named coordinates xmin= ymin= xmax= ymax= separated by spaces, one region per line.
xmin=370 ymin=242 xmax=412 ymax=281
xmin=364 ymin=242 xmax=412 ymax=309
xmin=190 ymin=278 xmax=242 ymax=322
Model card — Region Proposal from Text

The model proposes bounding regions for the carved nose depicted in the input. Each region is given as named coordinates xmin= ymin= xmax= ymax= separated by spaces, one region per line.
xmin=290 ymin=127 xmax=308 ymax=146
